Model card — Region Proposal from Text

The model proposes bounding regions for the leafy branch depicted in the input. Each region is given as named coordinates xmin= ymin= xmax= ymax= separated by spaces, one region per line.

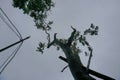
xmin=13 ymin=0 xmax=54 ymax=30
xmin=37 ymin=24 xmax=99 ymax=72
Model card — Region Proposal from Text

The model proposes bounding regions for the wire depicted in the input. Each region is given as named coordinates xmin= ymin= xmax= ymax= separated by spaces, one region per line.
xmin=0 ymin=7 xmax=27 ymax=75
xmin=0 ymin=42 xmax=23 ymax=74
xmin=0 ymin=13 xmax=21 ymax=39
xmin=0 ymin=7 xmax=22 ymax=39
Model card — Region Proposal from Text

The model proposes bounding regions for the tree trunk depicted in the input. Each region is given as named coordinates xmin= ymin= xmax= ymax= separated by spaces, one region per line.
xmin=58 ymin=43 xmax=95 ymax=80
xmin=59 ymin=56 xmax=115 ymax=80
xmin=48 ymin=33 xmax=95 ymax=80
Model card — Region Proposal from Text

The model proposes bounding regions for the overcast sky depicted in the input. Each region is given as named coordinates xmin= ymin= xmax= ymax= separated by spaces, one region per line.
xmin=0 ymin=0 xmax=120 ymax=80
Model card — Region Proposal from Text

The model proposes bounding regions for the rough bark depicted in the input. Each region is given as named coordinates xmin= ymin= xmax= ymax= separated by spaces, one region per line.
xmin=59 ymin=56 xmax=115 ymax=80
xmin=48 ymin=29 xmax=115 ymax=80
xmin=48 ymin=34 xmax=95 ymax=80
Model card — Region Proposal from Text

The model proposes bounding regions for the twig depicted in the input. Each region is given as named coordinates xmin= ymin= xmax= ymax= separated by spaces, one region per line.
xmin=61 ymin=65 xmax=68 ymax=72
xmin=86 ymin=49 xmax=93 ymax=72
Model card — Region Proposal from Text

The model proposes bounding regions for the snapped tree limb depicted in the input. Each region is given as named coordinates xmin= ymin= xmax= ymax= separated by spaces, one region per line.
xmin=47 ymin=29 xmax=96 ymax=80
xmin=59 ymin=56 xmax=115 ymax=80
xmin=67 ymin=26 xmax=76 ymax=47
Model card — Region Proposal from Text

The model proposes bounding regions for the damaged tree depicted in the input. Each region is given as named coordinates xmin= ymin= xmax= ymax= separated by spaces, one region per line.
xmin=36 ymin=24 xmax=114 ymax=80
xmin=47 ymin=25 xmax=98 ymax=80
xmin=12 ymin=0 xmax=115 ymax=80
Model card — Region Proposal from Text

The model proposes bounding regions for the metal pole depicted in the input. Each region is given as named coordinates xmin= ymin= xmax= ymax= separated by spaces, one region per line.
xmin=0 ymin=36 xmax=30 ymax=52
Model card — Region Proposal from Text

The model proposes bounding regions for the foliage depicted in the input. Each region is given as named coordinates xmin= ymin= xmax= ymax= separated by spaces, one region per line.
xmin=13 ymin=0 xmax=54 ymax=30
xmin=12 ymin=0 xmax=98 ymax=56
xmin=36 ymin=42 xmax=45 ymax=53
xmin=37 ymin=24 xmax=99 ymax=56
xmin=84 ymin=24 xmax=99 ymax=35
xmin=12 ymin=1 xmax=100 ymax=79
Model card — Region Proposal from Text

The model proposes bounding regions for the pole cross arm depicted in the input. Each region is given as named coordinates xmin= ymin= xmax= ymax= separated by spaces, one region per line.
xmin=0 ymin=36 xmax=30 ymax=52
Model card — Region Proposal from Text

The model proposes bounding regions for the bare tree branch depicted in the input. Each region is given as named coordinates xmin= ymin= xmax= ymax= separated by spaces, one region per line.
xmin=67 ymin=26 xmax=76 ymax=47
xmin=86 ymin=47 xmax=93 ymax=72
xmin=47 ymin=33 xmax=57 ymax=48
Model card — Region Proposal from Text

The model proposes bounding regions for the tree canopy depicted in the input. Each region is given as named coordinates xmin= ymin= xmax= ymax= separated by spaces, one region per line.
xmin=13 ymin=0 xmax=54 ymax=30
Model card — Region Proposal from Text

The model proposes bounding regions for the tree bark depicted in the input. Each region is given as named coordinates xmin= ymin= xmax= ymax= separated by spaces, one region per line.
xmin=48 ymin=33 xmax=96 ymax=80
xmin=50 ymin=39 xmax=95 ymax=80
xmin=59 ymin=56 xmax=115 ymax=80
xmin=61 ymin=44 xmax=95 ymax=80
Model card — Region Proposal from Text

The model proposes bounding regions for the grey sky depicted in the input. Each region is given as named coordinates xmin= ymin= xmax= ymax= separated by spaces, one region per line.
xmin=0 ymin=0 xmax=120 ymax=80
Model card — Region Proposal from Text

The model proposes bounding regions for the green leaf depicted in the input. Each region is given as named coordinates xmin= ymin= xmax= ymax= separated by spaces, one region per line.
xmin=79 ymin=35 xmax=82 ymax=42
xmin=84 ymin=41 xmax=89 ymax=46
xmin=57 ymin=46 xmax=60 ymax=50
xmin=90 ymin=23 xmax=95 ymax=29
xmin=48 ymin=21 xmax=53 ymax=25
xmin=85 ymin=52 xmax=89 ymax=56
xmin=88 ymin=46 xmax=92 ymax=52
xmin=81 ymin=42 xmax=85 ymax=46
xmin=95 ymin=26 xmax=99 ymax=31
xmin=37 ymin=42 xmax=45 ymax=53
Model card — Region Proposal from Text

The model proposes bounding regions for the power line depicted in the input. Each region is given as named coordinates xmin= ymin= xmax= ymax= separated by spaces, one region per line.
xmin=0 ymin=13 xmax=21 ymax=39
xmin=0 ymin=36 xmax=30 ymax=74
xmin=0 ymin=42 xmax=23 ymax=74
xmin=0 ymin=8 xmax=30 ymax=75
xmin=0 ymin=7 xmax=22 ymax=39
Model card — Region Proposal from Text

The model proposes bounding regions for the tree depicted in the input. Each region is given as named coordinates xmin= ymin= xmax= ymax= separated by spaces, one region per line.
xmin=12 ymin=0 xmax=114 ymax=80
xmin=46 ymin=26 xmax=98 ymax=80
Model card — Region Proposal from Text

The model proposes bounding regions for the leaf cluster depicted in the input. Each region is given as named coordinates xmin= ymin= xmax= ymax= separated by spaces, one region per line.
xmin=37 ymin=42 xmax=45 ymax=53
xmin=57 ymin=24 xmax=98 ymax=55
xmin=78 ymin=24 xmax=98 ymax=55
xmin=13 ymin=0 xmax=54 ymax=30
xmin=84 ymin=24 xmax=99 ymax=35
xmin=37 ymin=24 xmax=99 ymax=56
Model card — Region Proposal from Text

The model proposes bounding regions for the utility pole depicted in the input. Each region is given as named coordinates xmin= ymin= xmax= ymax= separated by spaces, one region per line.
xmin=0 ymin=36 xmax=30 ymax=52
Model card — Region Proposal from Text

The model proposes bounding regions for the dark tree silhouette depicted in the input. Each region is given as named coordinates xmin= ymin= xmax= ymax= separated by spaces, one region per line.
xmin=12 ymin=0 xmax=115 ymax=80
